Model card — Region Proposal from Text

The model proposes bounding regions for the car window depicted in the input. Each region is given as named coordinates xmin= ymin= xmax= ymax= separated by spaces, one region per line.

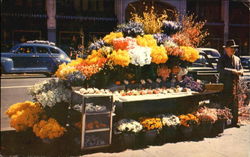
xmin=17 ymin=46 xmax=34 ymax=53
xmin=36 ymin=47 xmax=49 ymax=53
xmin=50 ymin=48 xmax=60 ymax=54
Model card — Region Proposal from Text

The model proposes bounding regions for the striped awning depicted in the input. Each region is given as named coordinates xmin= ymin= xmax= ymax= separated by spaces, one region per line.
xmin=1 ymin=13 xmax=47 ymax=18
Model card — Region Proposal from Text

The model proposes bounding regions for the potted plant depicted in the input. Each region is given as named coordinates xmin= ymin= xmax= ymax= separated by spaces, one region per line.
xmin=161 ymin=114 xmax=180 ymax=142
xmin=195 ymin=107 xmax=217 ymax=137
xmin=212 ymin=108 xmax=233 ymax=135
xmin=114 ymin=119 xmax=143 ymax=149
xmin=140 ymin=118 xmax=163 ymax=145
xmin=178 ymin=114 xmax=199 ymax=139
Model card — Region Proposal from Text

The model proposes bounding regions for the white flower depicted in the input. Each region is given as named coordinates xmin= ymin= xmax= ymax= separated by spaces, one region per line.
xmin=162 ymin=114 xmax=180 ymax=127
xmin=115 ymin=119 xmax=143 ymax=134
xmin=128 ymin=46 xmax=151 ymax=66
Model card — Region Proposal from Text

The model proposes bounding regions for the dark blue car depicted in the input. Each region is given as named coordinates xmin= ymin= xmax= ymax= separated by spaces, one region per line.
xmin=1 ymin=40 xmax=71 ymax=75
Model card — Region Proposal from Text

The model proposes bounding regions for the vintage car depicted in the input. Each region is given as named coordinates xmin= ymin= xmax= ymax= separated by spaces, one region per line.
xmin=1 ymin=40 xmax=71 ymax=75
xmin=240 ymin=56 xmax=250 ymax=70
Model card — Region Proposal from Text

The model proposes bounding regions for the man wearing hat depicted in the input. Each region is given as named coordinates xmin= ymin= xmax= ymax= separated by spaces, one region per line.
xmin=217 ymin=39 xmax=243 ymax=127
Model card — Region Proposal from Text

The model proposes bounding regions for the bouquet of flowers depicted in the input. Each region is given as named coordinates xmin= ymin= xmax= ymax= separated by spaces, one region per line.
xmin=216 ymin=108 xmax=233 ymax=120
xmin=87 ymin=39 xmax=106 ymax=52
xmin=179 ymin=76 xmax=204 ymax=92
xmin=140 ymin=118 xmax=163 ymax=130
xmin=178 ymin=114 xmax=199 ymax=127
xmin=153 ymin=33 xmax=170 ymax=45
xmin=29 ymin=78 xmax=72 ymax=108
xmin=116 ymin=21 xmax=144 ymax=37
xmin=195 ymin=106 xmax=218 ymax=124
xmin=5 ymin=101 xmax=43 ymax=131
xmin=114 ymin=119 xmax=143 ymax=134
xmin=112 ymin=37 xmax=137 ymax=50
xmin=161 ymin=114 xmax=180 ymax=127
xmin=65 ymin=71 xmax=86 ymax=86
xmin=162 ymin=21 xmax=182 ymax=35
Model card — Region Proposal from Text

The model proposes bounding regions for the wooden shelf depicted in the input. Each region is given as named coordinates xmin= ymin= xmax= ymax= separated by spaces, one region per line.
xmin=85 ymin=128 xmax=110 ymax=133
xmin=86 ymin=111 xmax=111 ymax=116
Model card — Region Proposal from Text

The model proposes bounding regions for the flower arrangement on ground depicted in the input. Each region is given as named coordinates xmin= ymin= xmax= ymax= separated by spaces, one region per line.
xmin=114 ymin=119 xmax=143 ymax=134
xmin=33 ymin=118 xmax=66 ymax=139
xmin=5 ymin=101 xmax=43 ymax=131
xmin=139 ymin=118 xmax=163 ymax=130
xmin=161 ymin=114 xmax=180 ymax=127
xmin=195 ymin=106 xmax=218 ymax=124
xmin=178 ymin=114 xmax=199 ymax=127
xmin=216 ymin=108 xmax=233 ymax=120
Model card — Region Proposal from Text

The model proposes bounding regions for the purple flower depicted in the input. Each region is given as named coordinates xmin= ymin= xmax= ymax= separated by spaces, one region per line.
xmin=153 ymin=33 xmax=171 ymax=45
xmin=116 ymin=21 xmax=144 ymax=37
xmin=162 ymin=21 xmax=182 ymax=35
xmin=87 ymin=39 xmax=106 ymax=52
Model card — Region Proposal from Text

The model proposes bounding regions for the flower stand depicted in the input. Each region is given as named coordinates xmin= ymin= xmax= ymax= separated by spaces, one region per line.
xmin=163 ymin=126 xmax=178 ymax=142
xmin=118 ymin=133 xmax=137 ymax=149
xmin=197 ymin=122 xmax=213 ymax=137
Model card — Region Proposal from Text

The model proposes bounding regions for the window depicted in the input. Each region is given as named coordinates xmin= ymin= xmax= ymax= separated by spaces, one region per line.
xmin=50 ymin=48 xmax=60 ymax=54
xmin=36 ymin=47 xmax=49 ymax=53
xmin=193 ymin=55 xmax=207 ymax=67
xmin=17 ymin=46 xmax=34 ymax=53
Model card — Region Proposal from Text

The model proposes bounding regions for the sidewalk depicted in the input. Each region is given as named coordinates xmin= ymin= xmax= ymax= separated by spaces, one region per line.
xmin=84 ymin=125 xmax=250 ymax=157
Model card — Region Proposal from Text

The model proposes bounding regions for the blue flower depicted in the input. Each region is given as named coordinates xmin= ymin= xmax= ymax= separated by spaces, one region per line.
xmin=162 ymin=21 xmax=182 ymax=36
xmin=87 ymin=39 xmax=106 ymax=52
xmin=116 ymin=21 xmax=144 ymax=37
xmin=66 ymin=71 xmax=86 ymax=86
xmin=153 ymin=33 xmax=171 ymax=45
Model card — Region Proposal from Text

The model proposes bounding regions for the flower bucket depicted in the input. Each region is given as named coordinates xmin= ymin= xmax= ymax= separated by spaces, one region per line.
xmin=212 ymin=120 xmax=225 ymax=135
xmin=180 ymin=126 xmax=193 ymax=139
xmin=143 ymin=129 xmax=158 ymax=145
xmin=118 ymin=133 xmax=136 ymax=149
xmin=197 ymin=122 xmax=213 ymax=137
xmin=42 ymin=138 xmax=56 ymax=144
xmin=163 ymin=126 xmax=177 ymax=142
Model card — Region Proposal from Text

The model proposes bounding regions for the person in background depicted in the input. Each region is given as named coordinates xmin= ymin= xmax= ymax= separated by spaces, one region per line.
xmin=217 ymin=39 xmax=244 ymax=127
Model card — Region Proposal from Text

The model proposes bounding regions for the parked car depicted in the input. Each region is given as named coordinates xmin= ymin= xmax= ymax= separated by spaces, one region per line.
xmin=240 ymin=56 xmax=250 ymax=70
xmin=197 ymin=48 xmax=220 ymax=65
xmin=188 ymin=50 xmax=219 ymax=83
xmin=1 ymin=40 xmax=71 ymax=75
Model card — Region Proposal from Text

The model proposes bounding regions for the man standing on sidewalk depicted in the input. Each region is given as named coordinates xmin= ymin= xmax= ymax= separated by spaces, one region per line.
xmin=217 ymin=39 xmax=243 ymax=127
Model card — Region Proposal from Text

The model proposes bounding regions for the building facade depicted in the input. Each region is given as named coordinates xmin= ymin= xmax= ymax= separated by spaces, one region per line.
xmin=1 ymin=0 xmax=249 ymax=55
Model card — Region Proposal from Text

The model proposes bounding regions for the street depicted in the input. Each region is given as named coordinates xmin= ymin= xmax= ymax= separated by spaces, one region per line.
xmin=1 ymin=75 xmax=50 ymax=131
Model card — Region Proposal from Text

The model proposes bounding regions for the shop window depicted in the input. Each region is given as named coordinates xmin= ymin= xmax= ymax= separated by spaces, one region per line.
xmin=17 ymin=46 xmax=34 ymax=53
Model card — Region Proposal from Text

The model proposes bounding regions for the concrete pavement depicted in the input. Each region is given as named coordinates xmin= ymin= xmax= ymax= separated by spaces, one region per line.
xmin=1 ymin=76 xmax=50 ymax=131
xmin=84 ymin=125 xmax=250 ymax=157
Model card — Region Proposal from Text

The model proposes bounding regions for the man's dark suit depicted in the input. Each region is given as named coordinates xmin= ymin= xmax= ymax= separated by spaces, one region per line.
xmin=217 ymin=54 xmax=243 ymax=125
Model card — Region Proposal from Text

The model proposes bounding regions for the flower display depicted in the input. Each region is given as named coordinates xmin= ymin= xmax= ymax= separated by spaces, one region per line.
xmin=103 ymin=32 xmax=123 ymax=44
xmin=195 ymin=106 xmax=218 ymax=123
xmin=180 ymin=46 xmax=199 ymax=62
xmin=153 ymin=33 xmax=170 ymax=45
xmin=128 ymin=46 xmax=151 ymax=66
xmin=109 ymin=49 xmax=130 ymax=67
xmin=161 ymin=114 xmax=180 ymax=127
xmin=33 ymin=118 xmax=66 ymax=139
xmin=76 ymin=64 xmax=103 ymax=79
xmin=179 ymin=76 xmax=204 ymax=92
xmin=87 ymin=39 xmax=106 ymax=52
xmin=140 ymin=118 xmax=163 ymax=130
xmin=55 ymin=63 xmax=78 ymax=80
xmin=29 ymin=79 xmax=71 ymax=108
xmin=85 ymin=103 xmax=107 ymax=113
xmin=6 ymin=101 xmax=43 ymax=131
xmin=136 ymin=34 xmax=157 ymax=47
xmin=86 ymin=120 xmax=107 ymax=130
xmin=178 ymin=114 xmax=199 ymax=127
xmin=157 ymin=65 xmax=171 ymax=81
xmin=162 ymin=21 xmax=182 ymax=35
xmin=114 ymin=119 xmax=143 ymax=134
xmin=150 ymin=45 xmax=168 ymax=64
xmin=172 ymin=33 xmax=192 ymax=47
xmin=65 ymin=71 xmax=86 ymax=86
xmin=112 ymin=37 xmax=137 ymax=50
xmin=116 ymin=21 xmax=144 ymax=37
xmin=216 ymin=108 xmax=233 ymax=120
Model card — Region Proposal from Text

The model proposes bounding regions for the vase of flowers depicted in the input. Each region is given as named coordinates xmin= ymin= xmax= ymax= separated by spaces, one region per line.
xmin=195 ymin=107 xmax=217 ymax=137
xmin=114 ymin=119 xmax=143 ymax=149
xmin=178 ymin=114 xmax=199 ymax=139
xmin=140 ymin=118 xmax=163 ymax=145
xmin=161 ymin=114 xmax=180 ymax=142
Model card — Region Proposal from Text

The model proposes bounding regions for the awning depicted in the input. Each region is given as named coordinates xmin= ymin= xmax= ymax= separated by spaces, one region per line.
xmin=1 ymin=13 xmax=47 ymax=18
xmin=56 ymin=15 xmax=117 ymax=22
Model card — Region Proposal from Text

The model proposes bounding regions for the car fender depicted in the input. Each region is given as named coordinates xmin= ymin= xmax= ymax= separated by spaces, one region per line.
xmin=1 ymin=57 xmax=14 ymax=73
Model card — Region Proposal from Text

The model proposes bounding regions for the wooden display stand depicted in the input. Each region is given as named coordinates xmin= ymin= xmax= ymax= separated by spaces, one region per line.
xmin=80 ymin=94 xmax=113 ymax=150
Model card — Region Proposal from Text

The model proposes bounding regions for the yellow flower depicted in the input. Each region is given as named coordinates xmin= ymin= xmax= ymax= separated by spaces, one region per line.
xmin=151 ymin=45 xmax=168 ymax=64
xmin=103 ymin=32 xmax=123 ymax=44
xmin=55 ymin=63 xmax=77 ymax=79
xmin=180 ymin=46 xmax=199 ymax=62
xmin=33 ymin=118 xmax=66 ymax=139
xmin=109 ymin=49 xmax=130 ymax=67
xmin=136 ymin=35 xmax=157 ymax=47
xmin=5 ymin=101 xmax=43 ymax=131
xmin=140 ymin=118 xmax=163 ymax=130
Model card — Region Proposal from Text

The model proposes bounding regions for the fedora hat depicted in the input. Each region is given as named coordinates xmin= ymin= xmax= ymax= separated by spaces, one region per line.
xmin=223 ymin=39 xmax=239 ymax=48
